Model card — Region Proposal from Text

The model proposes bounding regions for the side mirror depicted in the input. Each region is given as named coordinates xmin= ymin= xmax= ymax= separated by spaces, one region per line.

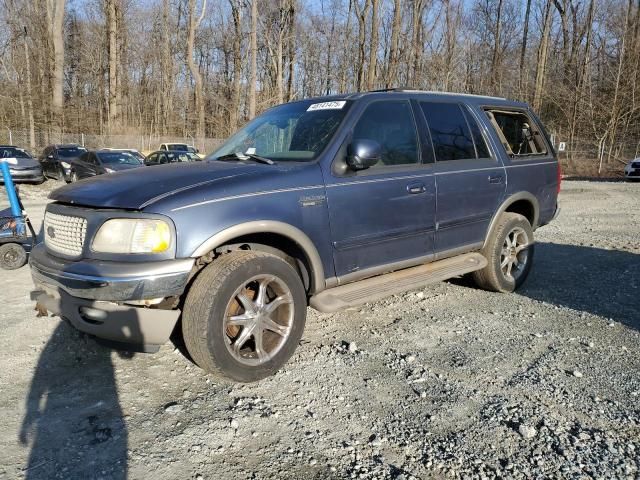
xmin=347 ymin=139 xmax=381 ymax=171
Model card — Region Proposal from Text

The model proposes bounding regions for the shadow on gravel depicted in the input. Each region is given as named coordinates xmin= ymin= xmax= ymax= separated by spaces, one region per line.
xmin=519 ymin=242 xmax=640 ymax=330
xmin=19 ymin=321 xmax=129 ymax=479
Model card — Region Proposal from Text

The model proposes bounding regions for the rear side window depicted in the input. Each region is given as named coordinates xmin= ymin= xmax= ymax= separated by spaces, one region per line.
xmin=352 ymin=100 xmax=419 ymax=167
xmin=420 ymin=102 xmax=476 ymax=161
xmin=485 ymin=109 xmax=547 ymax=157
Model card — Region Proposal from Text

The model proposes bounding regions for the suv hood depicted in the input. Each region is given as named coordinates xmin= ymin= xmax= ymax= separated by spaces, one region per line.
xmin=50 ymin=161 xmax=264 ymax=209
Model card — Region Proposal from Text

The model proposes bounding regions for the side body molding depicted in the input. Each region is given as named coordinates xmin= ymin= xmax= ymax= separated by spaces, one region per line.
xmin=190 ymin=220 xmax=326 ymax=293
xmin=482 ymin=192 xmax=540 ymax=249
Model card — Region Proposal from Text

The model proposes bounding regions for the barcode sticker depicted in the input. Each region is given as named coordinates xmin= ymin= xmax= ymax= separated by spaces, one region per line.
xmin=307 ymin=101 xmax=346 ymax=111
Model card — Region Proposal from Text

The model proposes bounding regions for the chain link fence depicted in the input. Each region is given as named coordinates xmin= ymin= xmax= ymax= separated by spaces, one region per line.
xmin=2 ymin=127 xmax=638 ymax=177
xmin=0 ymin=129 xmax=223 ymax=156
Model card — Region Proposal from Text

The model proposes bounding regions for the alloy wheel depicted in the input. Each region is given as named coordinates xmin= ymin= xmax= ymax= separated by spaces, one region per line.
xmin=223 ymin=274 xmax=294 ymax=366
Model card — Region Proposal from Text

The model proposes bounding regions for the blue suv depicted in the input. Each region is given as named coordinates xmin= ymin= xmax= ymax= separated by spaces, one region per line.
xmin=30 ymin=90 xmax=560 ymax=382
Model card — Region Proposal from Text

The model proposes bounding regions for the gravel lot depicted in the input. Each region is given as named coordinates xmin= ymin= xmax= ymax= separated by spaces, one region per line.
xmin=0 ymin=180 xmax=639 ymax=480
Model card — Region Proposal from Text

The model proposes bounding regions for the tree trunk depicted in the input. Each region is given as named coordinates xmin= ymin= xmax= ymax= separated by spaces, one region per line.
xmin=518 ymin=0 xmax=532 ymax=98
xmin=107 ymin=0 xmax=119 ymax=131
xmin=161 ymin=0 xmax=172 ymax=133
xmin=286 ymin=1 xmax=295 ymax=101
xmin=410 ymin=0 xmax=425 ymax=86
xmin=187 ymin=0 xmax=206 ymax=138
xmin=366 ymin=0 xmax=379 ymax=90
xmin=249 ymin=0 xmax=258 ymax=119
xmin=229 ymin=0 xmax=242 ymax=133
xmin=23 ymin=31 xmax=36 ymax=150
xmin=48 ymin=0 xmax=66 ymax=133
xmin=490 ymin=0 xmax=504 ymax=92
xmin=354 ymin=0 xmax=370 ymax=91
xmin=386 ymin=0 xmax=402 ymax=88
xmin=533 ymin=1 xmax=552 ymax=112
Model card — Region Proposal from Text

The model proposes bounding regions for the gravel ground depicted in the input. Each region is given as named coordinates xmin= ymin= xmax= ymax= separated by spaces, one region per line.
xmin=0 ymin=180 xmax=639 ymax=480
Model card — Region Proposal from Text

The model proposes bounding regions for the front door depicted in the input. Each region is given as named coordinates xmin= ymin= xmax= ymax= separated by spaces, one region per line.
xmin=417 ymin=101 xmax=506 ymax=254
xmin=324 ymin=99 xmax=436 ymax=281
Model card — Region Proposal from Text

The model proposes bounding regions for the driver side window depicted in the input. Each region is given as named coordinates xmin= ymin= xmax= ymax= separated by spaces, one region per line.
xmin=352 ymin=101 xmax=419 ymax=168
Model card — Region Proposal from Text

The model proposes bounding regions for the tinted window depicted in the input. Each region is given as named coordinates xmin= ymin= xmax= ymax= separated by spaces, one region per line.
xmin=146 ymin=153 xmax=158 ymax=164
xmin=58 ymin=147 xmax=87 ymax=158
xmin=420 ymin=102 xmax=475 ymax=161
xmin=352 ymin=100 xmax=419 ymax=167
xmin=97 ymin=152 xmax=142 ymax=165
xmin=462 ymin=107 xmax=490 ymax=158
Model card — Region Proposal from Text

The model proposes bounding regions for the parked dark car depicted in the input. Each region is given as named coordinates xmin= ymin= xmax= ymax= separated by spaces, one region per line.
xmin=31 ymin=90 xmax=560 ymax=383
xmin=100 ymin=148 xmax=146 ymax=163
xmin=69 ymin=149 xmax=144 ymax=181
xmin=39 ymin=144 xmax=87 ymax=182
xmin=144 ymin=150 xmax=200 ymax=166
xmin=0 ymin=145 xmax=44 ymax=184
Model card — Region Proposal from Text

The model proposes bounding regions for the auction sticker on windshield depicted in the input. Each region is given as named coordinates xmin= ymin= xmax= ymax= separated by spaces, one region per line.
xmin=307 ymin=101 xmax=346 ymax=111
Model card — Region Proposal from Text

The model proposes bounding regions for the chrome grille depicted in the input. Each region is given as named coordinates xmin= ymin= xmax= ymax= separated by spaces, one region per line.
xmin=44 ymin=212 xmax=87 ymax=256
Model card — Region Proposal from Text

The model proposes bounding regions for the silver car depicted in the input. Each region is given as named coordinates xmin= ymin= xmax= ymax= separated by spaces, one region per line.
xmin=0 ymin=145 xmax=45 ymax=184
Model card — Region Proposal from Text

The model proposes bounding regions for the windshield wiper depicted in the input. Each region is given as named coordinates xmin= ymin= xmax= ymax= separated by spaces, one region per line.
xmin=214 ymin=152 xmax=275 ymax=165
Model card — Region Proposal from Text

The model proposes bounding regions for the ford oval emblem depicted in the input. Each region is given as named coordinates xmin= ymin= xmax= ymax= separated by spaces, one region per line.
xmin=47 ymin=226 xmax=56 ymax=239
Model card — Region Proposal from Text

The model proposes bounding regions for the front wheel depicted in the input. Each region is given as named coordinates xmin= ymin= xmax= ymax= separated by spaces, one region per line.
xmin=182 ymin=251 xmax=307 ymax=382
xmin=472 ymin=212 xmax=534 ymax=292
xmin=70 ymin=170 xmax=78 ymax=183
xmin=0 ymin=243 xmax=27 ymax=270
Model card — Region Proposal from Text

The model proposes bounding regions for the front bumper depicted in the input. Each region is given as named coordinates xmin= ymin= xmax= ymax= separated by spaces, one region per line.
xmin=4 ymin=168 xmax=44 ymax=183
xmin=30 ymin=243 xmax=194 ymax=351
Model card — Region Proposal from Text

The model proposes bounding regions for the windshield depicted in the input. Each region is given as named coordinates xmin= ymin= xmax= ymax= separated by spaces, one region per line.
xmin=168 ymin=144 xmax=189 ymax=152
xmin=58 ymin=147 xmax=87 ymax=158
xmin=98 ymin=152 xmax=143 ymax=165
xmin=208 ymin=100 xmax=351 ymax=162
xmin=0 ymin=147 xmax=31 ymax=159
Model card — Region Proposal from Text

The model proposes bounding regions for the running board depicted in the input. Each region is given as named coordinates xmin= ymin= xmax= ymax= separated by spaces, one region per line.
xmin=310 ymin=253 xmax=487 ymax=313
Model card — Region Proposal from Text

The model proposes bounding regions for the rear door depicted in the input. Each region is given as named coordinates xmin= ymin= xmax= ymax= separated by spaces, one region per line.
xmin=418 ymin=101 xmax=506 ymax=255
xmin=324 ymin=99 xmax=436 ymax=281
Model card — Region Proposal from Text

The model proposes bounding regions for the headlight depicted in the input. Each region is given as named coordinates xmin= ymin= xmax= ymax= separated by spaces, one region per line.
xmin=105 ymin=168 xmax=115 ymax=173
xmin=92 ymin=219 xmax=172 ymax=254
xmin=60 ymin=161 xmax=71 ymax=168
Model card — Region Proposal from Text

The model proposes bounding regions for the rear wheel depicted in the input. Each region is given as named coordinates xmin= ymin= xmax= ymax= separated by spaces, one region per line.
xmin=0 ymin=243 xmax=27 ymax=270
xmin=182 ymin=251 xmax=307 ymax=382
xmin=473 ymin=212 xmax=534 ymax=292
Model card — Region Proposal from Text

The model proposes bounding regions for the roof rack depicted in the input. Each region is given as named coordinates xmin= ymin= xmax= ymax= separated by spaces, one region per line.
xmin=365 ymin=88 xmax=507 ymax=101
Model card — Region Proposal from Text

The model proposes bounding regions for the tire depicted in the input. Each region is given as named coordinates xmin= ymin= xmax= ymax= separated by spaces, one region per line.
xmin=70 ymin=170 xmax=78 ymax=183
xmin=472 ymin=212 xmax=535 ymax=293
xmin=182 ymin=250 xmax=307 ymax=382
xmin=0 ymin=243 xmax=28 ymax=270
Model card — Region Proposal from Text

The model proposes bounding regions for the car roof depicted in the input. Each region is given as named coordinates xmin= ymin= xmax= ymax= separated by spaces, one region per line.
xmin=49 ymin=144 xmax=84 ymax=148
xmin=287 ymin=89 xmax=527 ymax=108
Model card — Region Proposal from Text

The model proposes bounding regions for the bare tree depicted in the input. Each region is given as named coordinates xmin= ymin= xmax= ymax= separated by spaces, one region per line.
xmin=248 ymin=0 xmax=258 ymax=119
xmin=187 ymin=0 xmax=207 ymax=137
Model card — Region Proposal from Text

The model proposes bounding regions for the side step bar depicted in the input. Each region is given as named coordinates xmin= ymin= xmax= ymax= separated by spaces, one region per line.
xmin=310 ymin=253 xmax=487 ymax=313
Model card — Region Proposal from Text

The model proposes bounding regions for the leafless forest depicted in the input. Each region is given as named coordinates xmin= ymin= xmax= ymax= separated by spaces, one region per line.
xmin=0 ymin=0 xmax=639 ymax=172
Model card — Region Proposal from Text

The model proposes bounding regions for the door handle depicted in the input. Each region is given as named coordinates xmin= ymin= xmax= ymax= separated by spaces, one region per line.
xmin=489 ymin=174 xmax=504 ymax=184
xmin=407 ymin=182 xmax=427 ymax=194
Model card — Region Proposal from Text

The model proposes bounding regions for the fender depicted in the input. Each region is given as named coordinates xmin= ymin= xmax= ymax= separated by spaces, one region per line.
xmin=482 ymin=192 xmax=540 ymax=248
xmin=190 ymin=220 xmax=326 ymax=293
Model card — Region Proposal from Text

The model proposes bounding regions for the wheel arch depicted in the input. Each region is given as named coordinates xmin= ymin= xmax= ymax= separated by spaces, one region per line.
xmin=483 ymin=193 xmax=539 ymax=249
xmin=190 ymin=221 xmax=326 ymax=294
